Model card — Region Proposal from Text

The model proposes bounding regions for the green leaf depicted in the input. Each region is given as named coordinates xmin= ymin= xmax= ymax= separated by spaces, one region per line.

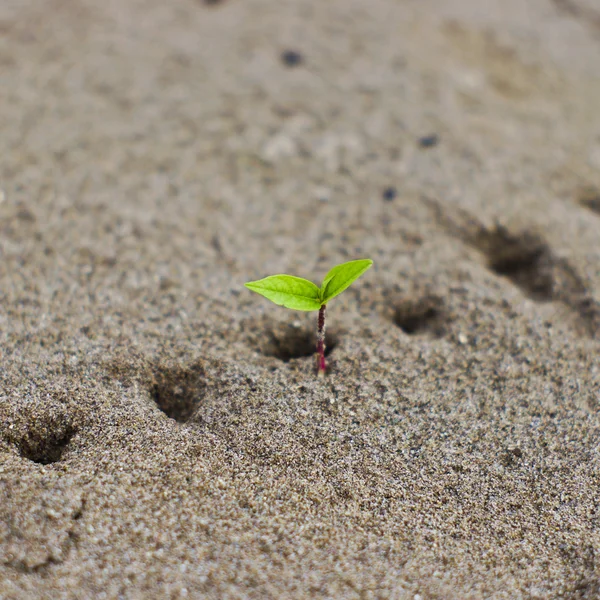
xmin=320 ymin=259 xmax=373 ymax=304
xmin=245 ymin=275 xmax=322 ymax=311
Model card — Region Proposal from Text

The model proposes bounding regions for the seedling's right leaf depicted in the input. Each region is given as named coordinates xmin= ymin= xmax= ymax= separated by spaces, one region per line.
xmin=245 ymin=275 xmax=322 ymax=311
xmin=320 ymin=259 xmax=373 ymax=304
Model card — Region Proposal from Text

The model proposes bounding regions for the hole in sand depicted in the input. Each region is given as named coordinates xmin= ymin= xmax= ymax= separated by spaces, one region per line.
xmin=422 ymin=196 xmax=598 ymax=335
xmin=17 ymin=418 xmax=76 ymax=465
xmin=578 ymin=186 xmax=600 ymax=215
xmin=150 ymin=362 xmax=205 ymax=423
xmin=261 ymin=326 xmax=338 ymax=362
xmin=393 ymin=296 xmax=447 ymax=337
xmin=483 ymin=227 xmax=554 ymax=302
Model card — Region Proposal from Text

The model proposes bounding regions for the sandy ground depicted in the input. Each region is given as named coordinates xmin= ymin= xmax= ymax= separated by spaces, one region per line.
xmin=1 ymin=0 xmax=600 ymax=598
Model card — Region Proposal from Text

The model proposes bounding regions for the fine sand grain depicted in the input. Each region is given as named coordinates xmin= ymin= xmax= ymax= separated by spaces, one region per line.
xmin=1 ymin=0 xmax=600 ymax=598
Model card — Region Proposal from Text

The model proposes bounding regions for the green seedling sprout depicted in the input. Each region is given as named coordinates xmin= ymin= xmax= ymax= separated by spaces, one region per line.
xmin=245 ymin=259 xmax=373 ymax=376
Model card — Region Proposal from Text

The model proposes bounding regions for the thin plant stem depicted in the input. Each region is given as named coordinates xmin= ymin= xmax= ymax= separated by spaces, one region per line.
xmin=316 ymin=304 xmax=326 ymax=377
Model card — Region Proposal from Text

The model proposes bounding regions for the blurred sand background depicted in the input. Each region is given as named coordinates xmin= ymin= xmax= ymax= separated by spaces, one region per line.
xmin=1 ymin=0 xmax=600 ymax=598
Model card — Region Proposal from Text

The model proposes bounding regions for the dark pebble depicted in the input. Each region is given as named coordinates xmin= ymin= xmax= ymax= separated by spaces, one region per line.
xmin=418 ymin=134 xmax=439 ymax=148
xmin=382 ymin=187 xmax=397 ymax=201
xmin=281 ymin=50 xmax=304 ymax=67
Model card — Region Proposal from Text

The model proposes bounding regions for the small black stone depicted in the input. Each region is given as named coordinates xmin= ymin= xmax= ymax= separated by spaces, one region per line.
xmin=418 ymin=134 xmax=439 ymax=148
xmin=382 ymin=186 xmax=397 ymax=201
xmin=281 ymin=50 xmax=304 ymax=67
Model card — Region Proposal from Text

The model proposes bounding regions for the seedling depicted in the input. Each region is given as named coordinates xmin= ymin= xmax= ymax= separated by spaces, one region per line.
xmin=245 ymin=259 xmax=373 ymax=376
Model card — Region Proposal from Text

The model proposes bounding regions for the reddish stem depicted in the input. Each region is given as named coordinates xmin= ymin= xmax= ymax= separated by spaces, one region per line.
xmin=316 ymin=304 xmax=326 ymax=376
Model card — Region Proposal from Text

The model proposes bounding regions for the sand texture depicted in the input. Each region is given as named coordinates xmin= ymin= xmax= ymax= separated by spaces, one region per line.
xmin=1 ymin=0 xmax=600 ymax=598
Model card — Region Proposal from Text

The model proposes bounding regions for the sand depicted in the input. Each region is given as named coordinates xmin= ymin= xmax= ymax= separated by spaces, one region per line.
xmin=1 ymin=0 xmax=600 ymax=598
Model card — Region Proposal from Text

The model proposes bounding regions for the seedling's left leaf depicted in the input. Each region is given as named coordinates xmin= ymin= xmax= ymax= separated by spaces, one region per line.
xmin=320 ymin=259 xmax=373 ymax=304
xmin=245 ymin=275 xmax=322 ymax=311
